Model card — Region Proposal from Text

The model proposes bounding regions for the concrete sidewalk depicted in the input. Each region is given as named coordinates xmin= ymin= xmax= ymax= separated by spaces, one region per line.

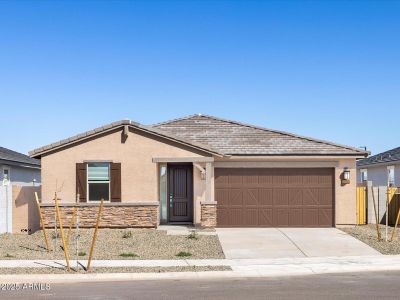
xmin=1 ymin=256 xmax=400 ymax=283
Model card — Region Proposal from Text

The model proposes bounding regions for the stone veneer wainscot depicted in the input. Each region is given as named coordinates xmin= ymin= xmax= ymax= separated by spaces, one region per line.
xmin=200 ymin=202 xmax=217 ymax=227
xmin=40 ymin=202 xmax=159 ymax=228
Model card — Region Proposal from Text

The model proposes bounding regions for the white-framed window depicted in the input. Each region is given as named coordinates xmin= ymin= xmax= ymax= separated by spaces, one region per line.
xmin=2 ymin=166 xmax=10 ymax=186
xmin=387 ymin=166 xmax=395 ymax=187
xmin=87 ymin=162 xmax=110 ymax=201
xmin=360 ymin=169 xmax=368 ymax=182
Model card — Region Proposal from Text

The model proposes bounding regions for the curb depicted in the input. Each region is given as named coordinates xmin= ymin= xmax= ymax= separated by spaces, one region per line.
xmin=2 ymin=263 xmax=400 ymax=284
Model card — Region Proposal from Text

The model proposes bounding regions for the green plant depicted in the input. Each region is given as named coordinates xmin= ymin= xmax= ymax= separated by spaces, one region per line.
xmin=187 ymin=230 xmax=198 ymax=240
xmin=78 ymin=251 xmax=86 ymax=257
xmin=176 ymin=251 xmax=192 ymax=257
xmin=119 ymin=252 xmax=138 ymax=258
xmin=51 ymin=232 xmax=60 ymax=240
xmin=122 ymin=231 xmax=132 ymax=239
xmin=4 ymin=253 xmax=14 ymax=258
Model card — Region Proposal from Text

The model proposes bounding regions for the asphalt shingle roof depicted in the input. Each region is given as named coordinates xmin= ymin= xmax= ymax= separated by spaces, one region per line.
xmin=154 ymin=114 xmax=368 ymax=156
xmin=357 ymin=147 xmax=400 ymax=167
xmin=0 ymin=147 xmax=40 ymax=166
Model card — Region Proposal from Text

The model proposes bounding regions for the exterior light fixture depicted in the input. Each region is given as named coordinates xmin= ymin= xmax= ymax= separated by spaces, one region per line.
xmin=341 ymin=167 xmax=351 ymax=185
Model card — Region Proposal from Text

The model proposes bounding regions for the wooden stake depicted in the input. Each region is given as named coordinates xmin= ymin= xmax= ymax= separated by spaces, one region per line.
xmin=55 ymin=192 xmax=71 ymax=272
xmin=34 ymin=192 xmax=51 ymax=251
xmin=87 ymin=199 xmax=104 ymax=271
xmin=390 ymin=208 xmax=400 ymax=242
xmin=66 ymin=207 xmax=77 ymax=246
xmin=371 ymin=186 xmax=382 ymax=241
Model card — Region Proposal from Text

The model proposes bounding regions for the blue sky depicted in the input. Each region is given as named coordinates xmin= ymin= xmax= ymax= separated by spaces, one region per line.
xmin=1 ymin=1 xmax=399 ymax=155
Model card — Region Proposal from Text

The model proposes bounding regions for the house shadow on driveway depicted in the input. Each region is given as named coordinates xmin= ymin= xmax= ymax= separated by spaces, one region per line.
xmin=216 ymin=228 xmax=381 ymax=259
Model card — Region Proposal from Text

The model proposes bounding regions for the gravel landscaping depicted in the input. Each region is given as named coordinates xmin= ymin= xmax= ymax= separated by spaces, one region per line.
xmin=341 ymin=224 xmax=400 ymax=255
xmin=0 ymin=228 xmax=224 ymax=260
xmin=0 ymin=266 xmax=231 ymax=274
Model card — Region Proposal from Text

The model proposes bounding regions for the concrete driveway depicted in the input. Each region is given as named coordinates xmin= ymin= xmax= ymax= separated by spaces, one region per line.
xmin=216 ymin=228 xmax=380 ymax=259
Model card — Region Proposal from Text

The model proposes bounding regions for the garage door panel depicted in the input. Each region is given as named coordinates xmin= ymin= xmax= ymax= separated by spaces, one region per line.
xmin=303 ymin=208 xmax=319 ymax=226
xmin=259 ymin=171 xmax=273 ymax=185
xmin=319 ymin=208 xmax=333 ymax=226
xmin=273 ymin=208 xmax=289 ymax=227
xmin=229 ymin=174 xmax=243 ymax=186
xmin=259 ymin=189 xmax=273 ymax=206
xmin=303 ymin=188 xmax=319 ymax=206
xmin=216 ymin=168 xmax=334 ymax=227
xmin=289 ymin=208 xmax=303 ymax=226
xmin=243 ymin=189 xmax=258 ymax=206
xmin=318 ymin=188 xmax=333 ymax=206
xmin=273 ymin=172 xmax=289 ymax=186
xmin=259 ymin=209 xmax=273 ymax=226
xmin=273 ymin=189 xmax=289 ymax=206
xmin=229 ymin=189 xmax=243 ymax=206
xmin=244 ymin=209 xmax=259 ymax=226
xmin=289 ymin=189 xmax=303 ymax=205
xmin=215 ymin=173 xmax=229 ymax=186
xmin=215 ymin=189 xmax=230 ymax=206
xmin=229 ymin=208 xmax=244 ymax=226
xmin=243 ymin=172 xmax=259 ymax=186
xmin=288 ymin=174 xmax=303 ymax=185
xmin=217 ymin=208 xmax=229 ymax=226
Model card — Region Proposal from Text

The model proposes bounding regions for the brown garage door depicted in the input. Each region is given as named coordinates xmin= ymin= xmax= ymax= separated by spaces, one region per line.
xmin=215 ymin=168 xmax=334 ymax=227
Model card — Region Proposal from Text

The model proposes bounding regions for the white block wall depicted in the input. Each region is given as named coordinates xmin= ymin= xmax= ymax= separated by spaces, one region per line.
xmin=0 ymin=185 xmax=12 ymax=233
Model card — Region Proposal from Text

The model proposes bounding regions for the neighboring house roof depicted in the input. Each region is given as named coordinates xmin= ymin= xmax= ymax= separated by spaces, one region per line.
xmin=357 ymin=147 xmax=400 ymax=167
xmin=0 ymin=146 xmax=41 ymax=167
xmin=154 ymin=114 xmax=368 ymax=156
xmin=29 ymin=114 xmax=368 ymax=158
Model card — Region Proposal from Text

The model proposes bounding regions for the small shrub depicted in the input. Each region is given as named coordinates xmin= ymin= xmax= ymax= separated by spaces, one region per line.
xmin=187 ymin=230 xmax=198 ymax=240
xmin=51 ymin=232 xmax=60 ymax=240
xmin=119 ymin=252 xmax=138 ymax=258
xmin=78 ymin=251 xmax=86 ymax=257
xmin=176 ymin=251 xmax=192 ymax=257
xmin=122 ymin=231 xmax=133 ymax=239
xmin=4 ymin=253 xmax=14 ymax=258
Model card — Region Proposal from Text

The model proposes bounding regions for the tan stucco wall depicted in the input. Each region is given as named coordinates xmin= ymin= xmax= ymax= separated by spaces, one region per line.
xmin=335 ymin=158 xmax=357 ymax=225
xmin=41 ymin=128 xmax=206 ymax=204
xmin=13 ymin=185 xmax=41 ymax=234
xmin=215 ymin=156 xmax=359 ymax=226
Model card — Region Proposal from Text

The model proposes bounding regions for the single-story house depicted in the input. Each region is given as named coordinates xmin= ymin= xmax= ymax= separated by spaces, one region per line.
xmin=29 ymin=114 xmax=368 ymax=228
xmin=0 ymin=147 xmax=41 ymax=234
xmin=357 ymin=147 xmax=400 ymax=187
xmin=1 ymin=147 xmax=41 ymax=186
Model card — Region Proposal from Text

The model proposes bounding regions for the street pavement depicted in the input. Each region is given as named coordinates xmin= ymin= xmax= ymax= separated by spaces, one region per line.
xmin=1 ymin=270 xmax=400 ymax=299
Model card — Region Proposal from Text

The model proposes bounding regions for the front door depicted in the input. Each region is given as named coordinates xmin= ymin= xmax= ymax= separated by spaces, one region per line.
xmin=167 ymin=164 xmax=193 ymax=222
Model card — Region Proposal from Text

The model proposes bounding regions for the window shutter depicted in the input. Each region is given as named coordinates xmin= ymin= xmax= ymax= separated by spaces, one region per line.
xmin=110 ymin=163 xmax=121 ymax=202
xmin=76 ymin=163 xmax=87 ymax=202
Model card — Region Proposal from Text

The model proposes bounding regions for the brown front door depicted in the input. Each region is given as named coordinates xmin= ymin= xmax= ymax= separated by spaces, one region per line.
xmin=215 ymin=168 xmax=334 ymax=227
xmin=168 ymin=164 xmax=193 ymax=223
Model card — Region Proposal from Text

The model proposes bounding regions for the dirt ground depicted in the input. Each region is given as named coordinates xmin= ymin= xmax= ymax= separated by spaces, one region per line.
xmin=341 ymin=224 xmax=400 ymax=255
xmin=0 ymin=228 xmax=225 ymax=260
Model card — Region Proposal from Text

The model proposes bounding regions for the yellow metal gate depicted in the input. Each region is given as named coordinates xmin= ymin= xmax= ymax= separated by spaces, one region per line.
xmin=356 ymin=186 xmax=367 ymax=225
xmin=388 ymin=187 xmax=400 ymax=225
